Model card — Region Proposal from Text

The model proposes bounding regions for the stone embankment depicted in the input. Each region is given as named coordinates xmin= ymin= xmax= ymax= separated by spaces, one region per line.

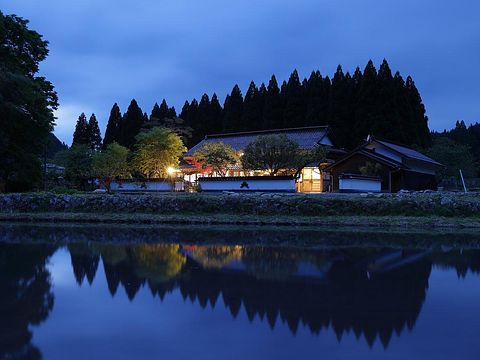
xmin=0 ymin=191 xmax=479 ymax=217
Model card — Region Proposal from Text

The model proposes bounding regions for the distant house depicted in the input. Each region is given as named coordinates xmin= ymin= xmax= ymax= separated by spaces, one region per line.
xmin=182 ymin=126 xmax=345 ymax=192
xmin=46 ymin=163 xmax=65 ymax=175
xmin=325 ymin=135 xmax=444 ymax=192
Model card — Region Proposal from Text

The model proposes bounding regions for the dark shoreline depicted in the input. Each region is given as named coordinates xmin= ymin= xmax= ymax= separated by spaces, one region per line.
xmin=1 ymin=220 xmax=480 ymax=250
xmin=1 ymin=212 xmax=480 ymax=230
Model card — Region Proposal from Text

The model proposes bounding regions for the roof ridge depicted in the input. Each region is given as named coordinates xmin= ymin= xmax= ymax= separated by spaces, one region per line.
xmin=374 ymin=137 xmax=420 ymax=150
xmin=361 ymin=148 xmax=404 ymax=166
xmin=373 ymin=138 xmax=442 ymax=165
xmin=323 ymin=148 xmax=404 ymax=171
xmin=205 ymin=125 xmax=328 ymax=139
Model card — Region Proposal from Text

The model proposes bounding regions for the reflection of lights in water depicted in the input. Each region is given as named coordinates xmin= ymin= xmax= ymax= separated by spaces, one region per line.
xmin=184 ymin=245 xmax=243 ymax=269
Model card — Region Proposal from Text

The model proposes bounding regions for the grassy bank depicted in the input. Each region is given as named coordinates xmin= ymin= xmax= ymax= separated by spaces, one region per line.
xmin=1 ymin=212 xmax=480 ymax=229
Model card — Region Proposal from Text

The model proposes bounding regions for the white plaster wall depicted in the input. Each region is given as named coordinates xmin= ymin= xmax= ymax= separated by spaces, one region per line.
xmin=111 ymin=181 xmax=172 ymax=192
xmin=199 ymin=179 xmax=296 ymax=192
xmin=339 ymin=178 xmax=381 ymax=192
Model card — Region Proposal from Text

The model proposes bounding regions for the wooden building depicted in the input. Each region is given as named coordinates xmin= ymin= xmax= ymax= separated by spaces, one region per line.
xmin=182 ymin=126 xmax=345 ymax=192
xmin=325 ymin=136 xmax=444 ymax=192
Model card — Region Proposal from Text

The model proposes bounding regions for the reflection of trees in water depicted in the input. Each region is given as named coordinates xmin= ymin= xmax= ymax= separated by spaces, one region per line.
xmin=76 ymin=244 xmax=431 ymax=347
xmin=68 ymin=243 xmax=100 ymax=285
xmin=3 ymin=239 xmax=480 ymax=358
xmin=130 ymin=244 xmax=186 ymax=284
xmin=64 ymin=243 xmax=480 ymax=348
xmin=177 ymin=252 xmax=432 ymax=348
xmin=67 ymin=243 xmax=187 ymax=299
xmin=431 ymin=250 xmax=480 ymax=278
xmin=0 ymin=244 xmax=56 ymax=360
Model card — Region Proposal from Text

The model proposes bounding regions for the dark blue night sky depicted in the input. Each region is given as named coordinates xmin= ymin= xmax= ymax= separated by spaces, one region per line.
xmin=3 ymin=0 xmax=479 ymax=144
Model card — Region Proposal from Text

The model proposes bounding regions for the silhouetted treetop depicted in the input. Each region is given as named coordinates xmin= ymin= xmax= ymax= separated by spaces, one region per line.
xmin=97 ymin=60 xmax=433 ymax=151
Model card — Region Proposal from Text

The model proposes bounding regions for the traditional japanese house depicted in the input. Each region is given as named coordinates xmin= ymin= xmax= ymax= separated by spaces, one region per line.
xmin=182 ymin=126 xmax=345 ymax=192
xmin=325 ymin=135 xmax=444 ymax=192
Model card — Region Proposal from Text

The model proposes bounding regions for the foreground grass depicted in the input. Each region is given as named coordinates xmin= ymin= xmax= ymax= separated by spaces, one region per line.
xmin=1 ymin=212 xmax=480 ymax=229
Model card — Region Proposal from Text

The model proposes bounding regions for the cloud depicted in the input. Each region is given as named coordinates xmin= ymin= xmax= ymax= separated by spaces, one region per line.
xmin=53 ymin=103 xmax=89 ymax=145
xmin=3 ymin=0 xmax=479 ymax=143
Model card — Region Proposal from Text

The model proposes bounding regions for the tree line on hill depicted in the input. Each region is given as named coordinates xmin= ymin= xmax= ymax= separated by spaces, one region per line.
xmin=428 ymin=121 xmax=480 ymax=180
xmin=97 ymin=60 xmax=431 ymax=151
xmin=436 ymin=120 xmax=480 ymax=161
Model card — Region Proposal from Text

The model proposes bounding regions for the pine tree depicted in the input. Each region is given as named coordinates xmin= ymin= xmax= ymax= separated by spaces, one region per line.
xmin=180 ymin=99 xmax=199 ymax=148
xmin=180 ymin=101 xmax=191 ymax=125
xmin=108 ymin=60 xmax=433 ymax=150
xmin=87 ymin=113 xmax=102 ymax=151
xmin=242 ymin=81 xmax=264 ymax=131
xmin=257 ymin=83 xmax=267 ymax=128
xmin=282 ymin=70 xmax=305 ymax=128
xmin=222 ymin=85 xmax=243 ymax=132
xmin=119 ymin=99 xmax=144 ymax=149
xmin=405 ymin=76 xmax=431 ymax=147
xmin=167 ymin=106 xmax=177 ymax=118
xmin=159 ymin=99 xmax=169 ymax=119
xmin=194 ymin=93 xmax=211 ymax=143
xmin=374 ymin=60 xmax=399 ymax=140
xmin=188 ymin=99 xmax=199 ymax=129
xmin=353 ymin=60 xmax=380 ymax=146
xmin=305 ymin=70 xmax=328 ymax=126
xmin=150 ymin=103 xmax=161 ymax=122
xmin=103 ymin=103 xmax=122 ymax=149
xmin=262 ymin=75 xmax=283 ymax=130
xmin=72 ymin=113 xmax=89 ymax=146
xmin=209 ymin=94 xmax=223 ymax=133
xmin=395 ymin=71 xmax=422 ymax=145
xmin=450 ymin=120 xmax=469 ymax=144
xmin=329 ymin=66 xmax=355 ymax=147
xmin=150 ymin=99 xmax=171 ymax=125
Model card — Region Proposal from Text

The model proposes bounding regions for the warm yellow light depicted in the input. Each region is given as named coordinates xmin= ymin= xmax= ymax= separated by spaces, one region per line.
xmin=167 ymin=167 xmax=176 ymax=175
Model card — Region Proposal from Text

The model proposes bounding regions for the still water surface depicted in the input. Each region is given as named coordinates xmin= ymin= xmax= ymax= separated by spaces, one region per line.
xmin=2 ymin=225 xmax=480 ymax=359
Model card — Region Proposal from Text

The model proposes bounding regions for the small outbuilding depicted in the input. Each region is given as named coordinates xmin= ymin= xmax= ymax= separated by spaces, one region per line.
xmin=325 ymin=136 xmax=444 ymax=193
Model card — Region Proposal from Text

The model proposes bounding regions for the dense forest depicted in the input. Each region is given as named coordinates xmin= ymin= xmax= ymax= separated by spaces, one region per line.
xmin=0 ymin=12 xmax=58 ymax=191
xmin=46 ymin=133 xmax=68 ymax=159
xmin=98 ymin=60 xmax=432 ymax=150
xmin=430 ymin=121 xmax=480 ymax=178
xmin=435 ymin=120 xmax=480 ymax=158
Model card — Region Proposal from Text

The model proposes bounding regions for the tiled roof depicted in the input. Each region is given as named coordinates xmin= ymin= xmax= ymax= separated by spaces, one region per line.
xmin=185 ymin=126 xmax=330 ymax=156
xmin=374 ymin=139 xmax=443 ymax=166
xmin=324 ymin=148 xmax=405 ymax=171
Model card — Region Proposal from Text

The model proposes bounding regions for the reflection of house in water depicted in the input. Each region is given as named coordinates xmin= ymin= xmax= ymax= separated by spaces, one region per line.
xmin=5 ymin=241 xmax=480 ymax=359
xmin=68 ymin=244 xmax=436 ymax=348
xmin=179 ymin=248 xmax=432 ymax=347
